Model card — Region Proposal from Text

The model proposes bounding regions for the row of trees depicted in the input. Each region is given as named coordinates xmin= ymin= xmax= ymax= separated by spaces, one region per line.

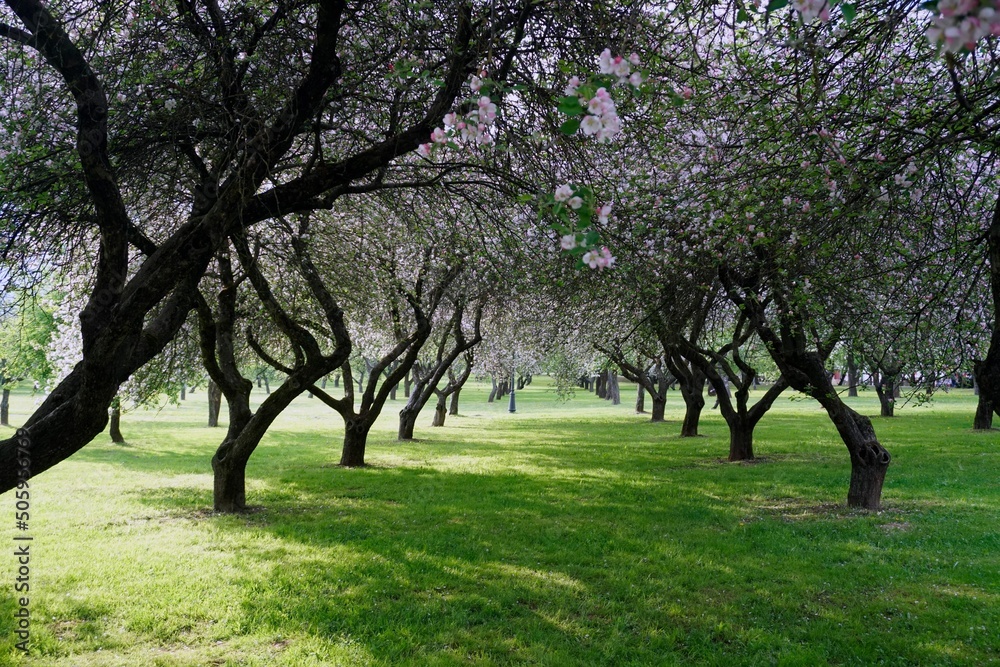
xmin=1 ymin=0 xmax=999 ymax=514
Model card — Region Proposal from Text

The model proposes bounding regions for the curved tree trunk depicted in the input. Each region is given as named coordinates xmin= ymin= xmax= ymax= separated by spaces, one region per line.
xmin=679 ymin=375 xmax=705 ymax=437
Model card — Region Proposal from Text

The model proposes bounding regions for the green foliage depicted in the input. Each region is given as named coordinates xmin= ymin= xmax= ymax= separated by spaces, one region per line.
xmin=3 ymin=381 xmax=998 ymax=666
xmin=0 ymin=297 xmax=56 ymax=388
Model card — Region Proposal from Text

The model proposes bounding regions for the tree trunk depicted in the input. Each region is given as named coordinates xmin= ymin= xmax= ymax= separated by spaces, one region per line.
xmin=651 ymin=395 xmax=666 ymax=422
xmin=635 ymin=383 xmax=645 ymax=413
xmin=109 ymin=404 xmax=125 ymax=444
xmin=432 ymin=397 xmax=447 ymax=427
xmin=488 ymin=376 xmax=498 ymax=403
xmin=212 ymin=447 xmax=248 ymax=512
xmin=449 ymin=388 xmax=461 ymax=415
xmin=873 ymin=373 xmax=895 ymax=417
xmin=263 ymin=376 xmax=270 ymax=394
xmin=847 ymin=352 xmax=858 ymax=397
xmin=680 ymin=391 xmax=704 ymax=437
xmin=678 ymin=373 xmax=706 ymax=437
xmin=0 ymin=388 xmax=9 ymax=426
xmin=727 ymin=419 xmax=753 ymax=461
xmin=404 ymin=371 xmax=411 ymax=398
xmin=398 ymin=407 xmax=418 ymax=440
xmin=609 ymin=372 xmax=621 ymax=405
xmin=390 ymin=383 xmax=397 ymax=401
xmin=973 ymin=360 xmax=995 ymax=429
xmin=840 ymin=410 xmax=891 ymax=509
xmin=208 ymin=380 xmax=222 ymax=427
xmin=341 ymin=419 xmax=371 ymax=467
xmin=180 ymin=384 xmax=186 ymax=401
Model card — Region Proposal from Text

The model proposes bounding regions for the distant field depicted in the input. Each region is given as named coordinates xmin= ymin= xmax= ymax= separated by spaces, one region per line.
xmin=1 ymin=379 xmax=998 ymax=666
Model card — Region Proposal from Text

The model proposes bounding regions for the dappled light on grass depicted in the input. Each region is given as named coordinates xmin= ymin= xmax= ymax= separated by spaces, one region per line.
xmin=1 ymin=380 xmax=998 ymax=665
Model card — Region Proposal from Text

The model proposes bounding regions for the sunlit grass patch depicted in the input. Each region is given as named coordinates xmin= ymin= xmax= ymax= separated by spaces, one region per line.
xmin=1 ymin=380 xmax=998 ymax=665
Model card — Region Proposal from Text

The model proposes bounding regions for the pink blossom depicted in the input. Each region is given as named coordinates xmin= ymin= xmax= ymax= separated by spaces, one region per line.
xmin=470 ymin=75 xmax=482 ymax=92
xmin=554 ymin=184 xmax=573 ymax=202
xmin=417 ymin=143 xmax=432 ymax=157
xmin=568 ymin=196 xmax=584 ymax=210
xmin=581 ymin=114 xmax=603 ymax=135
xmin=560 ymin=234 xmax=577 ymax=250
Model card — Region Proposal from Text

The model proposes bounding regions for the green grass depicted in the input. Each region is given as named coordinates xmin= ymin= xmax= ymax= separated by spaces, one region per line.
xmin=0 ymin=380 xmax=998 ymax=666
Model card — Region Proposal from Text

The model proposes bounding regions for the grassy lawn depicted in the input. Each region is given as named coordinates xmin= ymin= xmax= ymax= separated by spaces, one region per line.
xmin=0 ymin=379 xmax=998 ymax=666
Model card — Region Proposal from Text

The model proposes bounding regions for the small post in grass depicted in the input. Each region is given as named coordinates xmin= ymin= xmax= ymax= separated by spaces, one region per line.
xmin=508 ymin=368 xmax=516 ymax=413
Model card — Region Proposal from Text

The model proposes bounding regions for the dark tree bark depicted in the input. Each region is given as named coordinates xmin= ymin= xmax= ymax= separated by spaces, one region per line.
xmin=1 ymin=388 xmax=9 ymax=426
xmin=974 ymin=360 xmax=995 ymax=429
xmin=651 ymin=394 xmax=666 ymax=422
xmin=487 ymin=376 xmax=498 ymax=403
xmin=665 ymin=352 xmax=706 ymax=437
xmin=847 ymin=350 xmax=859 ymax=397
xmin=968 ymin=194 xmax=1000 ymax=430
xmin=339 ymin=418 xmax=371 ymax=467
xmin=207 ymin=380 xmax=223 ymax=427
xmin=180 ymin=384 xmax=186 ymax=401
xmin=109 ymin=400 xmax=125 ymax=444
xmin=635 ymin=382 xmax=645 ymax=413
xmin=449 ymin=388 xmax=461 ymax=415
xmin=678 ymin=380 xmax=705 ymax=437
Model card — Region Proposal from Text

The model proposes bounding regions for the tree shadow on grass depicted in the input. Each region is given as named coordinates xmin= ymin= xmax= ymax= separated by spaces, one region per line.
xmin=121 ymin=458 xmax=1000 ymax=666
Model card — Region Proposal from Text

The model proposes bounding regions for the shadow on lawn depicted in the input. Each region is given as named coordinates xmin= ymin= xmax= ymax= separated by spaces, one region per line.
xmin=123 ymin=454 xmax=1000 ymax=666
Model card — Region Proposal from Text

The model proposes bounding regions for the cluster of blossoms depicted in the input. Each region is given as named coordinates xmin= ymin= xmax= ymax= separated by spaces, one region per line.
xmin=563 ymin=82 xmax=622 ymax=142
xmin=792 ymin=0 xmax=831 ymax=23
xmin=418 ymin=74 xmax=498 ymax=157
xmin=598 ymin=49 xmax=643 ymax=86
xmin=925 ymin=0 xmax=1000 ymax=53
xmin=582 ymin=246 xmax=615 ymax=270
xmin=561 ymin=50 xmax=642 ymax=144
xmin=550 ymin=183 xmax=616 ymax=270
